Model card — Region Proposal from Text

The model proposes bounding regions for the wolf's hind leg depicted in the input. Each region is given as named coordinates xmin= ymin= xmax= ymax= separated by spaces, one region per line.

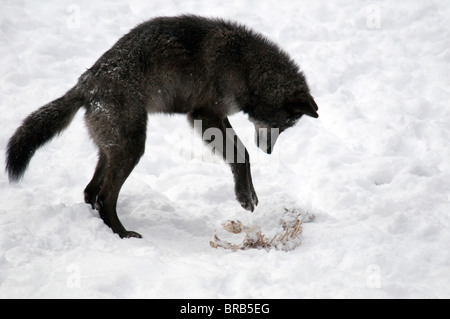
xmin=85 ymin=103 xmax=147 ymax=239
xmin=84 ymin=150 xmax=107 ymax=209
xmin=97 ymin=155 xmax=142 ymax=238
xmin=97 ymin=139 xmax=146 ymax=239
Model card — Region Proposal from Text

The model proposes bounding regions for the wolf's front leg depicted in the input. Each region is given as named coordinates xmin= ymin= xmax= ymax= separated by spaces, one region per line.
xmin=223 ymin=118 xmax=259 ymax=212
xmin=189 ymin=112 xmax=258 ymax=212
xmin=230 ymin=161 xmax=258 ymax=212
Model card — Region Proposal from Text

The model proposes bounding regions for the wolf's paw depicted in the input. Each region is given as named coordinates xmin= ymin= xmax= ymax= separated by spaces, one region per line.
xmin=251 ymin=188 xmax=259 ymax=207
xmin=119 ymin=230 xmax=143 ymax=239
xmin=84 ymin=191 xmax=98 ymax=210
xmin=236 ymin=191 xmax=258 ymax=212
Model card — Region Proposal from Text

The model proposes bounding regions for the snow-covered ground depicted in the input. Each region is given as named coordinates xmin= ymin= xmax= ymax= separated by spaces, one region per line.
xmin=1 ymin=0 xmax=449 ymax=299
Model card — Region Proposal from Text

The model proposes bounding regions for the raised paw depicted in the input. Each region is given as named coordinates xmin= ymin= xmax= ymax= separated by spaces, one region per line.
xmin=236 ymin=190 xmax=259 ymax=213
xmin=250 ymin=187 xmax=259 ymax=207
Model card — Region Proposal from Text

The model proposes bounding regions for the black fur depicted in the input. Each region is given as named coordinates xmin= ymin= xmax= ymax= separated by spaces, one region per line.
xmin=5 ymin=15 xmax=318 ymax=239
xmin=6 ymin=88 xmax=84 ymax=182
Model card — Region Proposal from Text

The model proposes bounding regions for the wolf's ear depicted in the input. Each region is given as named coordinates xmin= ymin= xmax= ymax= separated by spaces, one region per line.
xmin=286 ymin=93 xmax=319 ymax=118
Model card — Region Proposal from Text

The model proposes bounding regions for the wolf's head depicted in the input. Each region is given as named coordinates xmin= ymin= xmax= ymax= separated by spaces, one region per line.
xmin=249 ymin=90 xmax=319 ymax=154
xmin=240 ymin=34 xmax=320 ymax=154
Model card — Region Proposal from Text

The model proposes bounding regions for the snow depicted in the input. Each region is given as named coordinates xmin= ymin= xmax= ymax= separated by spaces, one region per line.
xmin=1 ymin=0 xmax=450 ymax=299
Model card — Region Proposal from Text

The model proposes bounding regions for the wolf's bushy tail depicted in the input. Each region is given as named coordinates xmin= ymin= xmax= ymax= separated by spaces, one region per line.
xmin=6 ymin=88 xmax=85 ymax=182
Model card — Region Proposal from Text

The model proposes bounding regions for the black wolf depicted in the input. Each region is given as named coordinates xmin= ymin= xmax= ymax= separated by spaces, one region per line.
xmin=6 ymin=15 xmax=318 ymax=239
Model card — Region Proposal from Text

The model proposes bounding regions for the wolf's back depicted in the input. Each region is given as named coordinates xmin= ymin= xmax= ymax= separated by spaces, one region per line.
xmin=6 ymin=88 xmax=84 ymax=182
